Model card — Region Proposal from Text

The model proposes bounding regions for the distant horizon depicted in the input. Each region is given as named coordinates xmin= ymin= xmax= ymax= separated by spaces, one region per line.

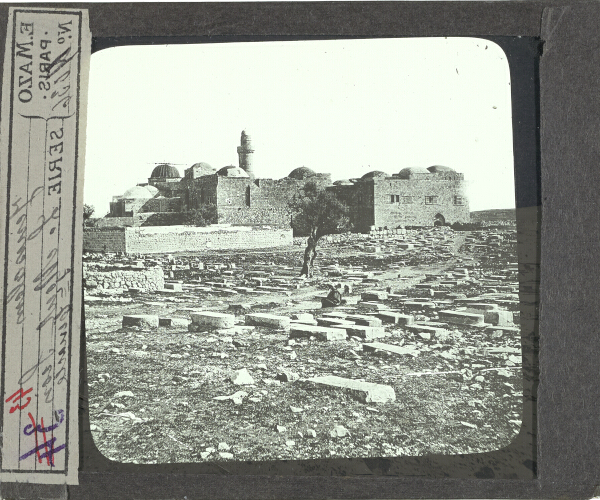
xmin=85 ymin=38 xmax=516 ymax=216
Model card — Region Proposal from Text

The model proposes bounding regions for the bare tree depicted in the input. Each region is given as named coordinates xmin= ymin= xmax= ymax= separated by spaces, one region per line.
xmin=289 ymin=181 xmax=350 ymax=278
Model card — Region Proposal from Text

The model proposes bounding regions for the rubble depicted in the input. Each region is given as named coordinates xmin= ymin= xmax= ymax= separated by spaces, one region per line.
xmin=289 ymin=324 xmax=347 ymax=341
xmin=245 ymin=313 xmax=291 ymax=329
xmin=302 ymin=375 xmax=396 ymax=403
xmin=85 ymin=221 xmax=525 ymax=463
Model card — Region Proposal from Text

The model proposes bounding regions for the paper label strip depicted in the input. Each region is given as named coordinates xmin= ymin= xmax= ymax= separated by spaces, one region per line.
xmin=0 ymin=7 xmax=90 ymax=485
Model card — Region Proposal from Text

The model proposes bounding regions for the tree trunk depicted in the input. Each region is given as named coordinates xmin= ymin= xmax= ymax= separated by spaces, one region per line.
xmin=299 ymin=237 xmax=318 ymax=277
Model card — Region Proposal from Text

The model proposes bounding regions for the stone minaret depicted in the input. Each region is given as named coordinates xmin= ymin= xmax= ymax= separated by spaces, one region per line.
xmin=237 ymin=130 xmax=255 ymax=179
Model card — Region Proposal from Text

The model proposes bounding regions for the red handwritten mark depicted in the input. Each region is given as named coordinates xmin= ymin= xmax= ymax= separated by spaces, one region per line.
xmin=27 ymin=412 xmax=43 ymax=464
xmin=40 ymin=416 xmax=52 ymax=466
xmin=5 ymin=387 xmax=32 ymax=413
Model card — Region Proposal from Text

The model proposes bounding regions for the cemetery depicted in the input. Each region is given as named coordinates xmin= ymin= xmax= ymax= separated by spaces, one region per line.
xmin=84 ymin=223 xmax=525 ymax=464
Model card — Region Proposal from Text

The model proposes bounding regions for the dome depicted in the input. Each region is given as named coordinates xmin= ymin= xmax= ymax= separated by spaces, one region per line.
xmin=427 ymin=165 xmax=455 ymax=173
xmin=150 ymin=163 xmax=181 ymax=179
xmin=190 ymin=162 xmax=216 ymax=176
xmin=288 ymin=167 xmax=316 ymax=180
xmin=397 ymin=167 xmax=430 ymax=179
xmin=361 ymin=170 xmax=388 ymax=180
xmin=123 ymin=185 xmax=156 ymax=199
xmin=333 ymin=179 xmax=354 ymax=186
xmin=217 ymin=165 xmax=249 ymax=178
xmin=144 ymin=185 xmax=159 ymax=196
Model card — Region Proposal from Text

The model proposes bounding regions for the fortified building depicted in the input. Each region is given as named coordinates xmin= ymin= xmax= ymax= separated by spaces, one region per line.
xmin=100 ymin=130 xmax=469 ymax=232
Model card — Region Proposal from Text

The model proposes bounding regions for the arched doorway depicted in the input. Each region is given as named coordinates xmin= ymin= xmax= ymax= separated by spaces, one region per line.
xmin=434 ymin=213 xmax=446 ymax=226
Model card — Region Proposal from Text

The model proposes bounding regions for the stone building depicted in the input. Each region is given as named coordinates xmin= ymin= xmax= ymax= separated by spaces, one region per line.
xmin=99 ymin=130 xmax=469 ymax=233
xmin=328 ymin=166 xmax=470 ymax=233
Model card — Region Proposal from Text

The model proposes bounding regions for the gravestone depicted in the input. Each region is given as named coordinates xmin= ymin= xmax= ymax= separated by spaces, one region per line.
xmin=122 ymin=315 xmax=159 ymax=329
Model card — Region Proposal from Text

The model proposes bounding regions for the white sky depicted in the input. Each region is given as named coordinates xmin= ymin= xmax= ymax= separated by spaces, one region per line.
xmin=84 ymin=38 xmax=515 ymax=216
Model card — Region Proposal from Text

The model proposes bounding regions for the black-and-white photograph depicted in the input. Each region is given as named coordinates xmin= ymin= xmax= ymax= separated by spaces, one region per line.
xmin=82 ymin=38 xmax=521 ymax=464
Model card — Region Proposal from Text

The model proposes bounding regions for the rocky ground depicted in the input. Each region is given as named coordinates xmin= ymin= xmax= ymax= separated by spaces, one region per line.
xmin=84 ymin=225 xmax=523 ymax=464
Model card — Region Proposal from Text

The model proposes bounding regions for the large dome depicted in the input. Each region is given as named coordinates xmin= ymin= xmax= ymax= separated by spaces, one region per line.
xmin=361 ymin=170 xmax=388 ymax=180
xmin=288 ymin=167 xmax=316 ymax=180
xmin=150 ymin=163 xmax=181 ymax=179
xmin=427 ymin=165 xmax=455 ymax=173
xmin=190 ymin=162 xmax=217 ymax=176
xmin=397 ymin=167 xmax=430 ymax=179
xmin=217 ymin=165 xmax=249 ymax=178
xmin=122 ymin=185 xmax=156 ymax=199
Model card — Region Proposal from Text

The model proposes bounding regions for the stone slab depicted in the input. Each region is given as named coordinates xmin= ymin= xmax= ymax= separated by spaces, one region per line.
xmin=190 ymin=311 xmax=235 ymax=329
xmin=302 ymin=375 xmax=395 ymax=403
xmin=357 ymin=301 xmax=390 ymax=312
xmin=404 ymin=301 xmax=436 ymax=310
xmin=361 ymin=290 xmax=388 ymax=301
xmin=164 ymin=282 xmax=183 ymax=292
xmin=376 ymin=312 xmax=414 ymax=326
xmin=439 ymin=310 xmax=485 ymax=326
xmin=345 ymin=325 xmax=386 ymax=340
xmin=407 ymin=324 xmax=449 ymax=336
xmin=345 ymin=314 xmax=383 ymax=327
xmin=289 ymin=324 xmax=347 ymax=341
xmin=245 ymin=313 xmax=291 ymax=329
xmin=292 ymin=313 xmax=315 ymax=322
xmin=321 ymin=311 xmax=349 ymax=319
xmin=464 ymin=303 xmax=499 ymax=313
xmin=290 ymin=319 xmax=319 ymax=326
xmin=122 ymin=315 xmax=159 ymax=329
xmin=363 ymin=342 xmax=420 ymax=357
xmin=484 ymin=310 xmax=514 ymax=326
xmin=317 ymin=318 xmax=357 ymax=328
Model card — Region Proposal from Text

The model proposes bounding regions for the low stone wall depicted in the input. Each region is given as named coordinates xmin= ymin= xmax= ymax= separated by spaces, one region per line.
xmin=293 ymin=229 xmax=410 ymax=246
xmin=84 ymin=225 xmax=293 ymax=254
xmin=125 ymin=226 xmax=293 ymax=254
xmin=84 ymin=266 xmax=164 ymax=291
xmin=83 ymin=228 xmax=127 ymax=252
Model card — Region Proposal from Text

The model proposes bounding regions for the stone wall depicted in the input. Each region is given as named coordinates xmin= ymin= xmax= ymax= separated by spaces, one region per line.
xmin=372 ymin=177 xmax=470 ymax=229
xmin=140 ymin=197 xmax=182 ymax=213
xmin=84 ymin=225 xmax=293 ymax=254
xmin=84 ymin=265 xmax=165 ymax=291
xmin=124 ymin=226 xmax=293 ymax=254
xmin=83 ymin=228 xmax=127 ymax=252
xmin=217 ymin=177 xmax=294 ymax=227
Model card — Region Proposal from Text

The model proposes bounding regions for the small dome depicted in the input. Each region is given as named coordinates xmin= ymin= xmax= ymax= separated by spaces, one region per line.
xmin=397 ymin=167 xmax=430 ymax=179
xmin=123 ymin=185 xmax=156 ymax=199
xmin=190 ymin=162 xmax=216 ymax=176
xmin=151 ymin=163 xmax=181 ymax=179
xmin=144 ymin=185 xmax=159 ymax=196
xmin=288 ymin=167 xmax=316 ymax=180
xmin=427 ymin=165 xmax=455 ymax=173
xmin=217 ymin=165 xmax=249 ymax=178
xmin=361 ymin=170 xmax=388 ymax=180
xmin=333 ymin=179 xmax=354 ymax=186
